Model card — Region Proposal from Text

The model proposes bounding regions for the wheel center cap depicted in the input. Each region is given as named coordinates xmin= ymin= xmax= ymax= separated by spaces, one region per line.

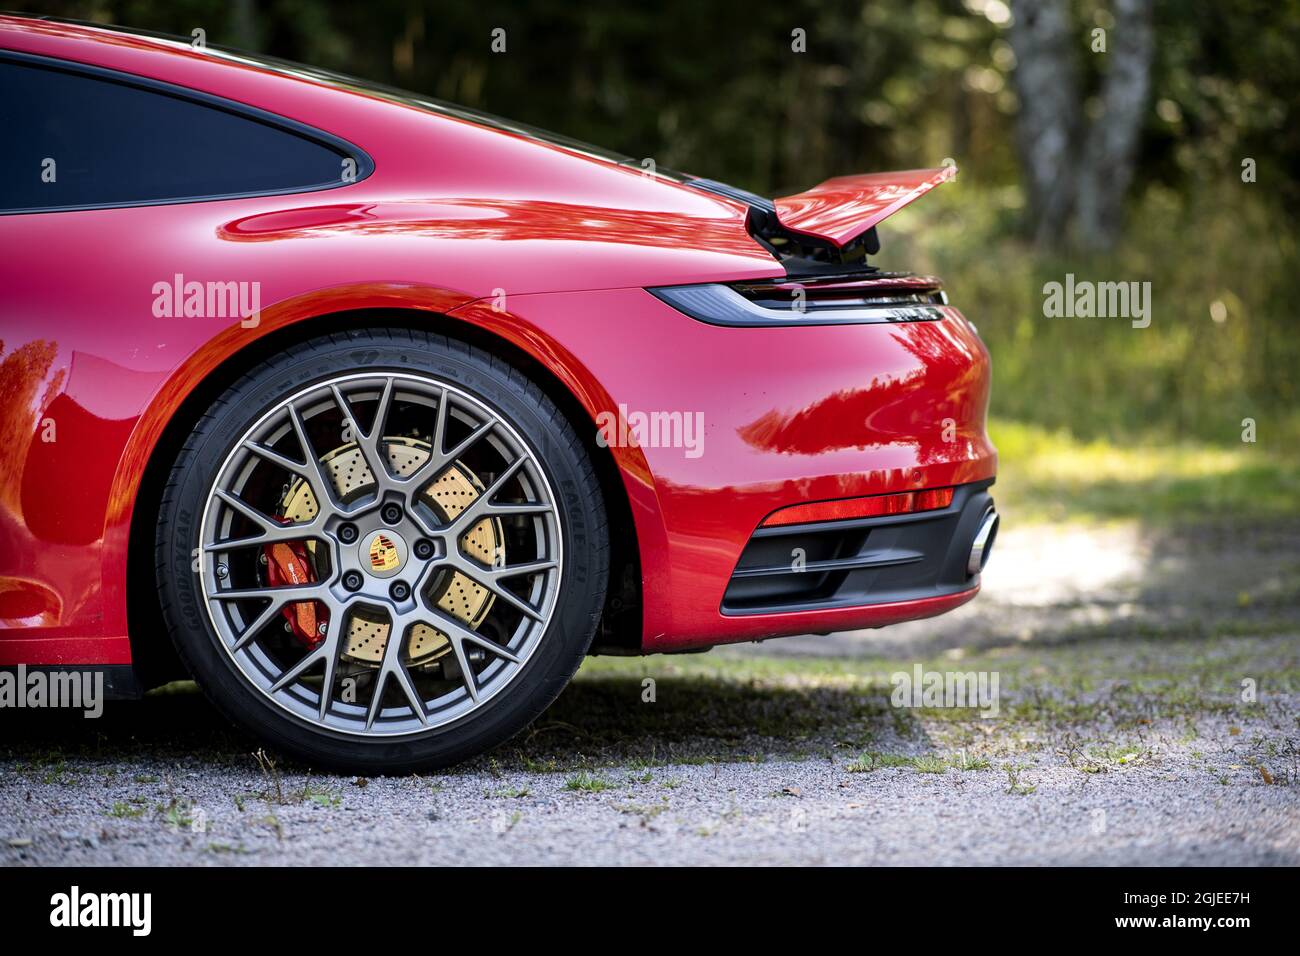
xmin=361 ymin=529 xmax=407 ymax=578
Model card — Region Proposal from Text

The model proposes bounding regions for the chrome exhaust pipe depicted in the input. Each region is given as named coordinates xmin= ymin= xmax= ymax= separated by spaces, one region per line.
xmin=967 ymin=507 xmax=999 ymax=576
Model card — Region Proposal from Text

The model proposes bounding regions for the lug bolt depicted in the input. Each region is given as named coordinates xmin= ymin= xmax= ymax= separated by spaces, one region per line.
xmin=389 ymin=580 xmax=411 ymax=601
xmin=381 ymin=503 xmax=403 ymax=525
xmin=342 ymin=570 xmax=363 ymax=591
xmin=413 ymin=539 xmax=434 ymax=560
xmin=338 ymin=523 xmax=359 ymax=544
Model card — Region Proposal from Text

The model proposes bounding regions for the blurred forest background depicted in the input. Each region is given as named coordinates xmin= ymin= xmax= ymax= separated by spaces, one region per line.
xmin=11 ymin=0 xmax=1300 ymax=519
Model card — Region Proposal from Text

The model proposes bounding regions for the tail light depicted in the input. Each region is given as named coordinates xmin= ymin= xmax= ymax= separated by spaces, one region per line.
xmin=648 ymin=273 xmax=947 ymax=327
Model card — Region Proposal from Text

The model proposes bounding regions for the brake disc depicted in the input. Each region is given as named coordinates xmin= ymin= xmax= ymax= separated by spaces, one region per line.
xmin=278 ymin=436 xmax=503 ymax=667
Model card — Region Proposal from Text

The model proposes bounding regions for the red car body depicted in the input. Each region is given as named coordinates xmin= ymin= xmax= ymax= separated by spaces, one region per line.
xmin=0 ymin=17 xmax=996 ymax=682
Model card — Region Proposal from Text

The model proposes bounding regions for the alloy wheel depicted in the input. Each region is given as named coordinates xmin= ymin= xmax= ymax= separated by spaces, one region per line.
xmin=197 ymin=372 xmax=563 ymax=737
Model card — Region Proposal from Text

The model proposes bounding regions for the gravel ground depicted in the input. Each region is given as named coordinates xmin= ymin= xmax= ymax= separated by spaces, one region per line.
xmin=2 ymin=725 xmax=1298 ymax=866
xmin=753 ymin=516 xmax=1300 ymax=658
xmin=3 ymin=518 xmax=1299 ymax=866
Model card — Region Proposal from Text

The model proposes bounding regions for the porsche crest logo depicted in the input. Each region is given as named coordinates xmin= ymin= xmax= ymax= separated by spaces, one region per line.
xmin=368 ymin=534 xmax=400 ymax=573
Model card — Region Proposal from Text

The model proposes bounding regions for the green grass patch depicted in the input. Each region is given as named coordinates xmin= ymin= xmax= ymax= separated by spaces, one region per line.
xmin=880 ymin=185 xmax=1300 ymax=449
xmin=846 ymin=750 xmax=991 ymax=773
xmin=991 ymin=418 xmax=1300 ymax=522
xmin=562 ymin=771 xmax=614 ymax=793
xmin=298 ymin=783 xmax=342 ymax=808
xmin=107 ymin=800 xmax=147 ymax=819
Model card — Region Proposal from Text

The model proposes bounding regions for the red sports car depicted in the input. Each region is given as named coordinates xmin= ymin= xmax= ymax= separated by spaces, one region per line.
xmin=0 ymin=16 xmax=998 ymax=770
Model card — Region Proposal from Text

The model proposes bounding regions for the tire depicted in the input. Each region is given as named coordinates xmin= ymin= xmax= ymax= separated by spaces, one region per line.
xmin=155 ymin=328 xmax=608 ymax=773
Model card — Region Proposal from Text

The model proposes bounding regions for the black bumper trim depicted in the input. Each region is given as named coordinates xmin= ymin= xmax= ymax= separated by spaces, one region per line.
xmin=721 ymin=479 xmax=996 ymax=616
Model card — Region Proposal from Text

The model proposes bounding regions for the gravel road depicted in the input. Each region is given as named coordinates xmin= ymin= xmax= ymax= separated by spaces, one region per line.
xmin=3 ymin=518 xmax=1298 ymax=866
xmin=3 ymin=742 xmax=1298 ymax=867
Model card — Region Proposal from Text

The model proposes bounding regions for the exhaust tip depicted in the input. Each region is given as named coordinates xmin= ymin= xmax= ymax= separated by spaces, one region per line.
xmin=967 ymin=507 xmax=999 ymax=576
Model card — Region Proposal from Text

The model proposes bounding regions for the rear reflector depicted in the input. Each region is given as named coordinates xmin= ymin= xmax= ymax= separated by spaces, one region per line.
xmin=761 ymin=487 xmax=954 ymax=528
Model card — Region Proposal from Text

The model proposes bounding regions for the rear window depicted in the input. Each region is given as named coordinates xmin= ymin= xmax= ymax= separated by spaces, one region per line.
xmin=0 ymin=57 xmax=360 ymax=213
xmin=7 ymin=21 xmax=688 ymax=180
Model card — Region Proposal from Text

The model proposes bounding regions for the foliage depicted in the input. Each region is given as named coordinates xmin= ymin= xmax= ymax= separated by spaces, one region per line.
xmin=18 ymin=1 xmax=1298 ymax=199
xmin=12 ymin=0 xmax=1298 ymax=445
xmin=885 ymin=183 xmax=1300 ymax=446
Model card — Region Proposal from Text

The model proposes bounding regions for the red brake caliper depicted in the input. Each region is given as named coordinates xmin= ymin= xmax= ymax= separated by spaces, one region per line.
xmin=263 ymin=539 xmax=328 ymax=649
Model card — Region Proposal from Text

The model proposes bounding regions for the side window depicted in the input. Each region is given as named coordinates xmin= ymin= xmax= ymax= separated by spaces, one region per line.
xmin=0 ymin=59 xmax=356 ymax=212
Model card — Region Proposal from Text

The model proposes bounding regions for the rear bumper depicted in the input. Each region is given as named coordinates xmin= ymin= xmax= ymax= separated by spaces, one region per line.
xmin=724 ymin=479 xmax=997 ymax=615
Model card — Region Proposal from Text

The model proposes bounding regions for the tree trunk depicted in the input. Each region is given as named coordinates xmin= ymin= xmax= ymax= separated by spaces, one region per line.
xmin=1073 ymin=0 xmax=1154 ymax=249
xmin=1008 ymin=0 xmax=1081 ymax=247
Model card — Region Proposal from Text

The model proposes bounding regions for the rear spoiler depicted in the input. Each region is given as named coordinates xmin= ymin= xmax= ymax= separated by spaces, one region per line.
xmin=772 ymin=166 xmax=956 ymax=247
xmin=688 ymin=165 xmax=955 ymax=277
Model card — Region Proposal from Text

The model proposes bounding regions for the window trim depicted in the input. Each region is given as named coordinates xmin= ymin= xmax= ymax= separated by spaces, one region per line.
xmin=0 ymin=50 xmax=376 ymax=215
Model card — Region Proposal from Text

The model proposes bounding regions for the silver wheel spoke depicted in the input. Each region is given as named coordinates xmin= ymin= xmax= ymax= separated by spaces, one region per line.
xmin=205 ymin=522 xmax=317 ymax=550
xmin=440 ymin=420 xmax=494 ymax=470
xmin=449 ymin=561 xmax=545 ymax=622
xmin=446 ymin=631 xmax=480 ymax=702
xmin=390 ymin=661 xmax=429 ymax=726
xmin=480 ymin=501 xmax=552 ymax=518
xmin=401 ymin=413 xmax=493 ymax=492
xmin=364 ymin=671 xmax=387 ymax=728
xmin=330 ymin=383 xmax=391 ymax=492
xmin=213 ymin=489 xmax=283 ymax=534
xmin=357 ymin=377 xmax=396 ymax=464
xmin=231 ymin=598 xmax=290 ymax=651
xmin=447 ymin=457 xmax=533 ymax=532
xmin=482 ymin=558 xmax=557 ymax=581
xmin=241 ymin=439 xmax=307 ymax=475
xmin=287 ymin=402 xmax=344 ymax=512
xmin=313 ymin=596 xmax=348 ymax=720
xmin=209 ymin=584 xmax=323 ymax=602
xmin=270 ymin=643 xmax=326 ymax=693
xmin=432 ymin=611 xmax=522 ymax=665
xmin=270 ymin=597 xmax=345 ymax=697
xmin=367 ymin=608 xmax=426 ymax=729
xmin=364 ymin=668 xmax=389 ymax=729
xmin=431 ymin=388 xmax=451 ymax=458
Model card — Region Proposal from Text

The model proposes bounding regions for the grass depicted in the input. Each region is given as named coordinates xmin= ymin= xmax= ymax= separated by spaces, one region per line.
xmin=880 ymin=184 xmax=1300 ymax=449
xmin=500 ymin=631 xmax=1298 ymax=772
xmin=5 ymin=633 xmax=1295 ymax=796
xmin=562 ymin=771 xmax=614 ymax=793
xmin=108 ymin=799 xmax=147 ymax=819
xmin=846 ymin=752 xmax=914 ymax=772
xmin=991 ymin=418 xmax=1300 ymax=522
xmin=846 ymin=750 xmax=991 ymax=774
xmin=1002 ymin=764 xmax=1038 ymax=796
xmin=159 ymin=798 xmax=194 ymax=829
xmin=10 ymin=629 xmax=1293 ymax=776
xmin=1085 ymin=744 xmax=1145 ymax=764
xmin=299 ymin=783 xmax=342 ymax=808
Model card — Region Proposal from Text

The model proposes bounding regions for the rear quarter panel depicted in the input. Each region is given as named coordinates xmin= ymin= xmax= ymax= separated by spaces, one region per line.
xmin=452 ymin=289 xmax=996 ymax=650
